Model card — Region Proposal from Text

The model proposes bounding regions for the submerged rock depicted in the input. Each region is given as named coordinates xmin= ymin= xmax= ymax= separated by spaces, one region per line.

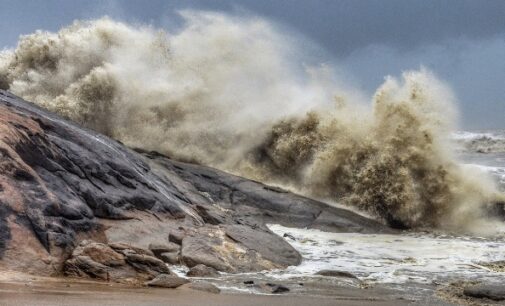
xmin=464 ymin=284 xmax=505 ymax=301
xmin=316 ymin=270 xmax=358 ymax=279
xmin=270 ymin=284 xmax=290 ymax=294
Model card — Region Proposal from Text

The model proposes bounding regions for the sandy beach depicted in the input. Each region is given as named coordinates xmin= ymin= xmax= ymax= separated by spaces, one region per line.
xmin=0 ymin=280 xmax=421 ymax=306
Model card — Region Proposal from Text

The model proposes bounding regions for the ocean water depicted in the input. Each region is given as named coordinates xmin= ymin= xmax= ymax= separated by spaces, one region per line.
xmin=264 ymin=131 xmax=505 ymax=286
xmin=267 ymin=224 xmax=505 ymax=285
xmin=454 ymin=130 xmax=505 ymax=190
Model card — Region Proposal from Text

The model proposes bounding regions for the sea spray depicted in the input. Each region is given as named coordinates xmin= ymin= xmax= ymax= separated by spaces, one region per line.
xmin=1 ymin=13 xmax=503 ymax=232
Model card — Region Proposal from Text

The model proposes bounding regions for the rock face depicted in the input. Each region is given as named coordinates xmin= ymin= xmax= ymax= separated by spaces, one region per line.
xmin=0 ymin=90 xmax=392 ymax=281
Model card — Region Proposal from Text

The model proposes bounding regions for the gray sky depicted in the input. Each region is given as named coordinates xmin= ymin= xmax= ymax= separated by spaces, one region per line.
xmin=1 ymin=0 xmax=504 ymax=129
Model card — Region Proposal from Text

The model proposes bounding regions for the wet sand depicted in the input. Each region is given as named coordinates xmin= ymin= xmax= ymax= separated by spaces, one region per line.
xmin=0 ymin=271 xmax=458 ymax=306
xmin=0 ymin=281 xmax=412 ymax=306
xmin=0 ymin=270 xmax=425 ymax=306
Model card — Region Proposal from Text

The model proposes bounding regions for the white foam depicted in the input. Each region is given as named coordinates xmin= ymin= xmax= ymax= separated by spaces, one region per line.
xmin=465 ymin=163 xmax=505 ymax=185
xmin=268 ymin=224 xmax=505 ymax=284
xmin=452 ymin=131 xmax=505 ymax=141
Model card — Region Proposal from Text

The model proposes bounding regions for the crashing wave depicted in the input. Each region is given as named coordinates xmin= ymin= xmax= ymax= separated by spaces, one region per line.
xmin=1 ymin=14 xmax=504 ymax=232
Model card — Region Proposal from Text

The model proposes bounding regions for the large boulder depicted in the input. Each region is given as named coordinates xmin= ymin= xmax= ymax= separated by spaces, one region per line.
xmin=186 ymin=264 xmax=219 ymax=277
xmin=65 ymin=256 xmax=110 ymax=280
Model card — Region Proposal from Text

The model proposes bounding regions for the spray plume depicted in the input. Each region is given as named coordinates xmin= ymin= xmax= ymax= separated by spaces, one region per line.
xmin=1 ymin=12 xmax=503 ymax=233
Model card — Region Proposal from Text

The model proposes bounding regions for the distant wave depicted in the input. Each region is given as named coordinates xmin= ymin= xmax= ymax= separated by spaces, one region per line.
xmin=453 ymin=131 xmax=505 ymax=153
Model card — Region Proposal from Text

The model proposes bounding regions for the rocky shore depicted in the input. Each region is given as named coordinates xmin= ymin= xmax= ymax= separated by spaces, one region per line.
xmin=0 ymin=89 xmax=389 ymax=281
xmin=1 ymin=90 xmax=503 ymax=306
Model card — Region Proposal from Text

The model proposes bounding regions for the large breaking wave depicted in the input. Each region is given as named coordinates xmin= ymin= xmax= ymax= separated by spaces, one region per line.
xmin=1 ymin=13 xmax=504 ymax=233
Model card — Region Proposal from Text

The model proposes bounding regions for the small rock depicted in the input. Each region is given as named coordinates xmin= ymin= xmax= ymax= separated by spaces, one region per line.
xmin=271 ymin=285 xmax=290 ymax=294
xmin=316 ymin=270 xmax=358 ymax=279
xmin=186 ymin=264 xmax=219 ymax=277
xmin=146 ymin=274 xmax=189 ymax=288
xmin=243 ymin=280 xmax=254 ymax=285
xmin=149 ymin=242 xmax=180 ymax=258
xmin=464 ymin=284 xmax=505 ymax=301
xmin=262 ymin=283 xmax=290 ymax=294
xmin=283 ymin=233 xmax=296 ymax=240
xmin=189 ymin=282 xmax=221 ymax=294
xmin=159 ymin=252 xmax=180 ymax=265
xmin=169 ymin=230 xmax=185 ymax=245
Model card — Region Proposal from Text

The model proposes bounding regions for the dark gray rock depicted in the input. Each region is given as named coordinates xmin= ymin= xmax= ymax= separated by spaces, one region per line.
xmin=146 ymin=274 xmax=189 ymax=288
xmin=316 ymin=270 xmax=358 ymax=279
xmin=271 ymin=284 xmax=290 ymax=294
xmin=189 ymin=282 xmax=221 ymax=294
xmin=186 ymin=264 xmax=219 ymax=277
xmin=464 ymin=284 xmax=505 ymax=301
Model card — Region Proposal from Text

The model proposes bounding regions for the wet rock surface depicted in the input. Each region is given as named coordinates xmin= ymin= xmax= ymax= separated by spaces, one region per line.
xmin=186 ymin=264 xmax=219 ymax=278
xmin=146 ymin=274 xmax=189 ymax=288
xmin=316 ymin=270 xmax=359 ymax=279
xmin=0 ymin=90 xmax=391 ymax=282
xmin=463 ymin=284 xmax=505 ymax=301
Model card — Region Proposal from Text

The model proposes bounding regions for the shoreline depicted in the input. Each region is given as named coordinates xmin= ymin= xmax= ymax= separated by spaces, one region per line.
xmin=0 ymin=271 xmax=454 ymax=306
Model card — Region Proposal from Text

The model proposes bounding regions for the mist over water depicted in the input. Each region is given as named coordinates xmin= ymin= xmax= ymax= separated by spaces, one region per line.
xmin=1 ymin=13 xmax=504 ymax=233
